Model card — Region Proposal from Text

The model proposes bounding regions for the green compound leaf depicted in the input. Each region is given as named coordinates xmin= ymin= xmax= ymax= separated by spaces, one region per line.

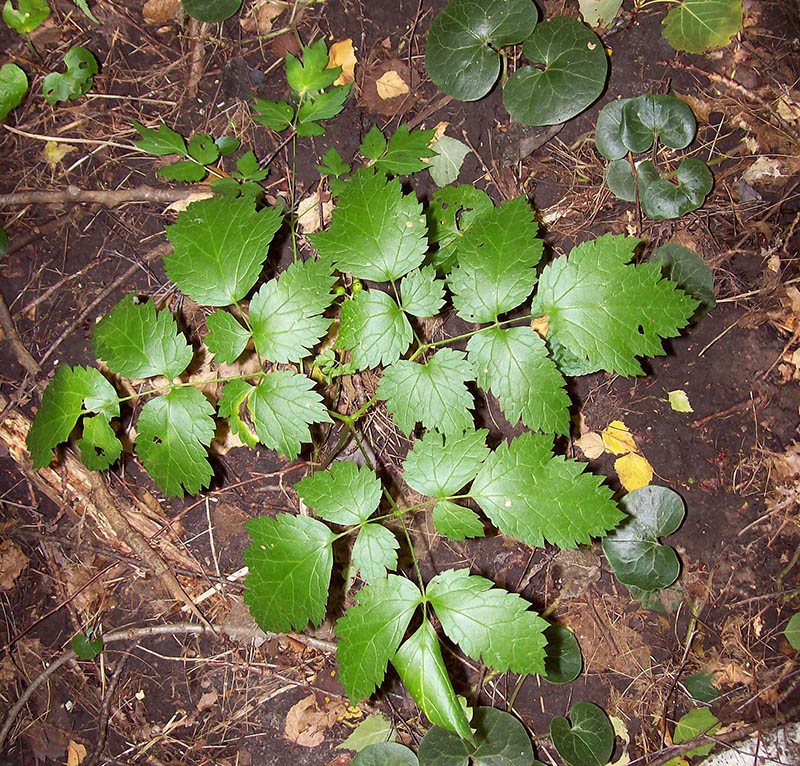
xmin=433 ymin=500 xmax=485 ymax=541
xmin=338 ymin=289 xmax=412 ymax=370
xmin=27 ymin=365 xmax=119 ymax=468
xmin=248 ymin=371 xmax=331 ymax=459
xmin=449 ymin=196 xmax=543 ymax=323
xmin=418 ymin=707 xmax=535 ymax=766
xmin=0 ymin=63 xmax=28 ymax=120
xmin=92 ymin=295 xmax=193 ymax=380
xmin=400 ymin=266 xmax=446 ymax=318
xmin=77 ymin=414 xmax=122 ymax=471
xmin=297 ymin=83 xmax=351 ymax=126
xmin=157 ymin=160 xmax=207 ymax=182
xmin=71 ymin=632 xmax=103 ymax=660
xmin=250 ymin=256 xmax=336 ymax=363
xmin=402 ymin=428 xmax=489 ymax=498
xmin=550 ymin=702 xmax=614 ymax=766
xmin=336 ymin=575 xmax=421 ymax=701
xmin=470 ymin=432 xmax=622 ymax=549
xmin=425 ymin=185 xmax=493 ymax=275
xmin=296 ymin=460 xmax=382 ymax=526
xmin=3 ymin=0 xmax=49 ymax=33
xmin=785 ymin=612 xmax=800 ymax=650
xmin=182 ymin=0 xmax=242 ymax=22
xmin=601 ymin=485 xmax=685 ymax=590
xmin=286 ymin=38 xmax=339 ymax=95
xmin=377 ymin=349 xmax=475 ymax=436
xmin=204 ymin=310 xmax=251 ymax=363
xmin=428 ymin=136 xmax=470 ymax=187
xmin=427 ymin=569 xmax=548 ymax=675
xmin=392 ymin=620 xmax=473 ymax=741
xmin=504 ymin=17 xmax=607 ymax=126
xmin=640 ymin=157 xmax=713 ymax=220
xmin=468 ymin=325 xmax=570 ymax=435
xmin=311 ymin=169 xmax=427 ymax=282
xmin=233 ymin=150 xmax=268 ymax=182
xmin=672 ymin=707 xmax=720 ymax=757
xmin=135 ymin=387 xmax=215 ymax=496
xmin=316 ymin=146 xmax=351 ymax=177
xmin=663 ymin=0 xmax=743 ymax=53
xmin=351 ymin=523 xmax=399 ymax=583
xmin=595 ymin=98 xmax=632 ymax=160
xmin=42 ymin=46 xmax=98 ymax=104
xmin=164 ymin=195 xmax=282 ymax=307
xmin=243 ymin=513 xmax=334 ymax=632
xmin=131 ymin=120 xmax=187 ymax=156
xmin=542 ymin=623 xmax=582 ymax=684
xmin=425 ymin=0 xmax=537 ymax=102
xmin=352 ymin=743 xmax=417 ymax=766
xmin=651 ymin=242 xmax=715 ymax=319
xmin=535 ymin=233 xmax=698 ymax=376
xmin=186 ymin=132 xmax=219 ymax=164
xmin=251 ymin=97 xmax=294 ymax=131
xmin=620 ymin=94 xmax=696 ymax=153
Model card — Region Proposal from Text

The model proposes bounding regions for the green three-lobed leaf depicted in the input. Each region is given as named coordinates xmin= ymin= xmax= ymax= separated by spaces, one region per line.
xmin=296 ymin=460 xmax=382 ymax=525
xmin=350 ymin=524 xmax=399 ymax=583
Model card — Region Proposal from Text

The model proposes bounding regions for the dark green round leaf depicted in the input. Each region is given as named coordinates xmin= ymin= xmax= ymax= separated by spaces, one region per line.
xmin=684 ymin=672 xmax=720 ymax=703
xmin=188 ymin=133 xmax=219 ymax=164
xmin=71 ymin=632 xmax=103 ymax=659
xmin=663 ymin=0 xmax=743 ymax=53
xmin=352 ymin=742 xmax=419 ymax=766
xmin=605 ymin=158 xmax=636 ymax=202
xmin=650 ymin=243 xmax=715 ymax=318
xmin=550 ymin=702 xmax=614 ymax=766
xmin=542 ymin=623 xmax=582 ymax=684
xmin=595 ymin=98 xmax=631 ymax=159
xmin=620 ymin=94 xmax=696 ymax=153
xmin=215 ymin=135 xmax=239 ymax=155
xmin=425 ymin=0 xmax=538 ymax=102
xmin=641 ymin=157 xmax=713 ymax=220
xmin=602 ymin=485 xmax=685 ymax=590
xmin=418 ymin=707 xmax=534 ymax=766
xmin=0 ymin=62 xmax=28 ymax=120
xmin=503 ymin=17 xmax=607 ymax=126
xmin=182 ymin=0 xmax=242 ymax=22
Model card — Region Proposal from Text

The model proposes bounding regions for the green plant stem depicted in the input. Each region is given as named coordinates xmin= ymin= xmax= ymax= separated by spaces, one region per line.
xmin=410 ymin=314 xmax=536 ymax=360
xmin=398 ymin=514 xmax=427 ymax=596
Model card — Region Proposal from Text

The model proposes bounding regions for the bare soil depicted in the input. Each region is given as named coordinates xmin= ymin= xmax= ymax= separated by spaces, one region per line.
xmin=1 ymin=1 xmax=799 ymax=764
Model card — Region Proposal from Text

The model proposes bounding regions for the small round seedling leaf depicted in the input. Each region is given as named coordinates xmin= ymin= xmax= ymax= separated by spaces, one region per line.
xmin=605 ymin=158 xmax=636 ymax=202
xmin=641 ymin=157 xmax=713 ymax=220
xmin=650 ymin=243 xmax=715 ymax=318
xmin=620 ymin=94 xmax=696 ymax=153
xmin=187 ymin=133 xmax=220 ymax=164
xmin=0 ymin=63 xmax=28 ymax=120
xmin=71 ymin=632 xmax=103 ymax=659
xmin=542 ymin=623 xmax=582 ymax=684
xmin=43 ymin=46 xmax=98 ymax=104
xmin=425 ymin=0 xmax=538 ymax=102
xmin=663 ymin=0 xmax=743 ymax=54
xmin=602 ymin=485 xmax=685 ymax=590
xmin=595 ymin=98 xmax=632 ymax=159
xmin=215 ymin=135 xmax=239 ymax=155
xmin=550 ymin=702 xmax=614 ymax=766
xmin=418 ymin=707 xmax=534 ymax=766
xmin=785 ymin=612 xmax=800 ymax=650
xmin=352 ymin=742 xmax=418 ymax=766
xmin=504 ymin=17 xmax=607 ymax=126
xmin=182 ymin=0 xmax=242 ymax=22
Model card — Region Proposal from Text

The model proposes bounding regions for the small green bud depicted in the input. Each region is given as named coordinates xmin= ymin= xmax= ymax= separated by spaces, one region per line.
xmin=352 ymin=279 xmax=362 ymax=294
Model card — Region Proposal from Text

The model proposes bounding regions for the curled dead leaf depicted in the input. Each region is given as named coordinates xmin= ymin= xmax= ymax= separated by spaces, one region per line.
xmin=328 ymin=39 xmax=357 ymax=85
xmin=240 ymin=0 xmax=284 ymax=35
xmin=284 ymin=693 xmax=346 ymax=747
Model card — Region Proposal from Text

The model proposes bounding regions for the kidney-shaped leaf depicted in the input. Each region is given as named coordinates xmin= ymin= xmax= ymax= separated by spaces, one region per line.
xmin=663 ymin=0 xmax=743 ymax=53
xmin=550 ymin=702 xmax=614 ymax=766
xmin=542 ymin=623 xmax=582 ymax=684
xmin=641 ymin=157 xmax=713 ymax=220
xmin=602 ymin=485 xmax=685 ymax=590
xmin=605 ymin=157 xmax=637 ymax=202
xmin=620 ymin=94 xmax=696 ymax=153
xmin=352 ymin=743 xmax=418 ymax=766
xmin=595 ymin=98 xmax=632 ymax=159
xmin=182 ymin=0 xmax=242 ymax=22
xmin=504 ymin=17 xmax=607 ymax=126
xmin=425 ymin=0 xmax=537 ymax=102
xmin=418 ymin=707 xmax=534 ymax=766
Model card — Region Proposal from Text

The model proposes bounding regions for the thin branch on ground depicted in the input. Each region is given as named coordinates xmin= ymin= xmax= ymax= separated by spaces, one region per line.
xmin=0 ymin=184 xmax=205 ymax=207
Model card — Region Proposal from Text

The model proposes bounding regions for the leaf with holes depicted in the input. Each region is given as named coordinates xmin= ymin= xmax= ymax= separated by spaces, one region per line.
xmin=3 ymin=0 xmax=49 ymax=34
xmin=42 ymin=46 xmax=98 ymax=104
xmin=504 ymin=18 xmax=607 ymax=126
xmin=77 ymin=414 xmax=122 ymax=471
xmin=425 ymin=0 xmax=537 ymax=102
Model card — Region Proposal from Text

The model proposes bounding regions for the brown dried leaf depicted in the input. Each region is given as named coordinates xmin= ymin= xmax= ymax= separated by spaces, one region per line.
xmin=142 ymin=0 xmax=181 ymax=24
xmin=575 ymin=431 xmax=605 ymax=460
xmin=284 ymin=693 xmax=345 ymax=747
xmin=67 ymin=740 xmax=87 ymax=766
xmin=328 ymin=39 xmax=357 ymax=86
xmin=375 ymin=70 xmax=409 ymax=100
xmin=772 ymin=442 xmax=800 ymax=483
xmin=0 ymin=539 xmax=28 ymax=591
xmin=240 ymin=0 xmax=284 ymax=35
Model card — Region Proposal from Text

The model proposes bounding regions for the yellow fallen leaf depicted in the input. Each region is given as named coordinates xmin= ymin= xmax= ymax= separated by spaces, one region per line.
xmin=575 ymin=432 xmax=605 ymax=460
xmin=431 ymin=121 xmax=449 ymax=142
xmin=67 ymin=740 xmax=87 ymax=766
xmin=375 ymin=70 xmax=409 ymax=100
xmin=328 ymin=39 xmax=356 ymax=85
xmin=615 ymin=452 xmax=653 ymax=492
xmin=42 ymin=142 xmax=75 ymax=166
xmin=667 ymin=389 xmax=693 ymax=413
xmin=601 ymin=420 xmax=637 ymax=455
